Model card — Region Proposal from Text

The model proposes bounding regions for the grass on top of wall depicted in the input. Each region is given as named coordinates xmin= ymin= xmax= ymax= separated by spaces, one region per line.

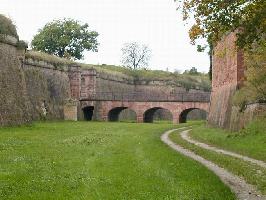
xmin=0 ymin=121 xmax=235 ymax=200
xmin=81 ymin=64 xmax=211 ymax=91
xmin=25 ymin=51 xmax=75 ymax=67
xmin=24 ymin=50 xmax=211 ymax=91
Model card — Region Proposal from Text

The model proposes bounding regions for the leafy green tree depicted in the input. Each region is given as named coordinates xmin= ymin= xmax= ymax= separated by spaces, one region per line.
xmin=176 ymin=0 xmax=265 ymax=49
xmin=31 ymin=18 xmax=99 ymax=60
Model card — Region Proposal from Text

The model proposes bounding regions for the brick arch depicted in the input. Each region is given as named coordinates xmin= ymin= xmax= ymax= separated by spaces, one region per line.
xmin=143 ymin=107 xmax=173 ymax=123
xmin=179 ymin=107 xmax=208 ymax=123
xmin=107 ymin=106 xmax=137 ymax=122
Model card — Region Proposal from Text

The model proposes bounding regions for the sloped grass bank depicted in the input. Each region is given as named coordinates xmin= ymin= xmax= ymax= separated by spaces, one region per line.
xmin=190 ymin=118 xmax=266 ymax=161
xmin=0 ymin=122 xmax=234 ymax=200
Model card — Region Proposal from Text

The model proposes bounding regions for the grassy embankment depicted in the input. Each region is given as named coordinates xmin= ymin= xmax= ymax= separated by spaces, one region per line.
xmin=169 ymin=119 xmax=266 ymax=194
xmin=25 ymin=51 xmax=211 ymax=92
xmin=0 ymin=121 xmax=234 ymax=200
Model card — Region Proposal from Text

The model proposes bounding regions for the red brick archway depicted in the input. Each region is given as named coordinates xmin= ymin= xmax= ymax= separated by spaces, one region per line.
xmin=81 ymin=101 xmax=209 ymax=124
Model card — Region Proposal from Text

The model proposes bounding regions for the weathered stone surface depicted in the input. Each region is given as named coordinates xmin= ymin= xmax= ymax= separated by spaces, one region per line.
xmin=208 ymin=31 xmax=245 ymax=129
xmin=23 ymin=61 xmax=71 ymax=121
xmin=0 ymin=41 xmax=31 ymax=126
xmin=0 ymin=36 xmax=210 ymax=126
xmin=64 ymin=99 xmax=78 ymax=121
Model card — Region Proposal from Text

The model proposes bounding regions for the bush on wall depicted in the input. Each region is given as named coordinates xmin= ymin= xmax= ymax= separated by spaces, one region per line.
xmin=0 ymin=14 xmax=18 ymax=38
xmin=233 ymin=39 xmax=266 ymax=109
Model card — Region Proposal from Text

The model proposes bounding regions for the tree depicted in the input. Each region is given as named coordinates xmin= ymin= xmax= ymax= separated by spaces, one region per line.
xmin=176 ymin=0 xmax=265 ymax=49
xmin=121 ymin=42 xmax=151 ymax=70
xmin=183 ymin=67 xmax=199 ymax=75
xmin=31 ymin=18 xmax=99 ymax=60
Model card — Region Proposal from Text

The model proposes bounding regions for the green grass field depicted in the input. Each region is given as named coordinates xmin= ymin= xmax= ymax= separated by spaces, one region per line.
xmin=169 ymin=120 xmax=266 ymax=194
xmin=0 ymin=121 xmax=235 ymax=200
xmin=190 ymin=119 xmax=266 ymax=161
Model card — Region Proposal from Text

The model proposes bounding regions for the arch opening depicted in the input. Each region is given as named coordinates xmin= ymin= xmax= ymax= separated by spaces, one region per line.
xmin=83 ymin=106 xmax=94 ymax=121
xmin=118 ymin=108 xmax=137 ymax=122
xmin=108 ymin=107 xmax=137 ymax=122
xmin=179 ymin=108 xmax=207 ymax=123
xmin=144 ymin=107 xmax=173 ymax=123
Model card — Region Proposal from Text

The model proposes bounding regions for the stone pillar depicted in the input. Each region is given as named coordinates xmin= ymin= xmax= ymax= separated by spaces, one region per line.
xmin=173 ymin=115 xmax=179 ymax=124
xmin=172 ymin=112 xmax=180 ymax=124
xmin=80 ymin=69 xmax=97 ymax=99
xmin=68 ymin=65 xmax=81 ymax=100
xmin=136 ymin=114 xmax=144 ymax=123
xmin=64 ymin=99 xmax=78 ymax=121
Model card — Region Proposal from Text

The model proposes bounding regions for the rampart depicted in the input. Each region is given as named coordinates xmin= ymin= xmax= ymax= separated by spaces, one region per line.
xmin=0 ymin=32 xmax=210 ymax=126
xmin=208 ymin=31 xmax=265 ymax=130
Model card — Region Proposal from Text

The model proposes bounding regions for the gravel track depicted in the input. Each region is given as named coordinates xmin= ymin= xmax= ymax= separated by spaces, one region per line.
xmin=180 ymin=130 xmax=266 ymax=168
xmin=161 ymin=128 xmax=266 ymax=200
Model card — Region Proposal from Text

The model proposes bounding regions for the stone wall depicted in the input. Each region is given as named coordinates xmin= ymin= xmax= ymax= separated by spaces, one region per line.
xmin=0 ymin=33 xmax=210 ymax=126
xmin=23 ymin=59 xmax=71 ymax=120
xmin=0 ymin=36 xmax=31 ymax=126
xmin=208 ymin=31 xmax=245 ymax=129
xmin=0 ymin=34 xmax=73 ymax=126
xmin=208 ymin=31 xmax=266 ymax=130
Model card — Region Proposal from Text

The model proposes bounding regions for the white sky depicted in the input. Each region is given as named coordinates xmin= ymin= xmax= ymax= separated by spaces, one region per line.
xmin=1 ymin=0 xmax=209 ymax=72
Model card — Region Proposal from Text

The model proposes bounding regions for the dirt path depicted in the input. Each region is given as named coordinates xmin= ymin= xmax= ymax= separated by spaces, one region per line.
xmin=180 ymin=130 xmax=266 ymax=169
xmin=161 ymin=128 xmax=266 ymax=200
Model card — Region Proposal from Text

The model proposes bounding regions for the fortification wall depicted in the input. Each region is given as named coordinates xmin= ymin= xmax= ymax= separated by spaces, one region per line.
xmin=207 ymin=31 xmax=266 ymax=130
xmin=208 ymin=31 xmax=245 ymax=129
xmin=0 ymin=32 xmax=209 ymax=126
xmin=96 ymin=72 xmax=135 ymax=98
xmin=23 ymin=59 xmax=71 ymax=120
xmin=0 ymin=37 xmax=31 ymax=126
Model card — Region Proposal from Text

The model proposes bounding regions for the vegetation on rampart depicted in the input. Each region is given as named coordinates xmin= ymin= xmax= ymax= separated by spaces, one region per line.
xmin=25 ymin=50 xmax=211 ymax=91
xmin=0 ymin=14 xmax=18 ymax=38
xmin=233 ymin=40 xmax=266 ymax=108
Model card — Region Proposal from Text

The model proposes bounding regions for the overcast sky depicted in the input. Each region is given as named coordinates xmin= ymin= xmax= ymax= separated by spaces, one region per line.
xmin=1 ymin=0 xmax=209 ymax=72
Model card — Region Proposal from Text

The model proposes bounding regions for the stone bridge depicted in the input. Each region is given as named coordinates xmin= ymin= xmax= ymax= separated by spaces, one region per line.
xmin=65 ymin=67 xmax=210 ymax=123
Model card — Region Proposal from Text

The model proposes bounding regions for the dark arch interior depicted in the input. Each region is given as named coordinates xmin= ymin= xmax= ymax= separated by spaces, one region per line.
xmin=83 ymin=106 xmax=94 ymax=121
xmin=119 ymin=108 xmax=137 ymax=122
xmin=179 ymin=108 xmax=207 ymax=123
xmin=144 ymin=107 xmax=173 ymax=123
xmin=108 ymin=107 xmax=128 ymax=122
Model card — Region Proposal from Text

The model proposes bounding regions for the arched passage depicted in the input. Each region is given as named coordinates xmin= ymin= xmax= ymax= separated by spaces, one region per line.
xmin=179 ymin=108 xmax=208 ymax=123
xmin=119 ymin=108 xmax=137 ymax=122
xmin=83 ymin=106 xmax=94 ymax=121
xmin=144 ymin=107 xmax=173 ymax=123
xmin=108 ymin=107 xmax=137 ymax=122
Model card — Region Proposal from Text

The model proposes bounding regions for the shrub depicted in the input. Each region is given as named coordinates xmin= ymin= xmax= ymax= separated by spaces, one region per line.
xmin=0 ymin=14 xmax=18 ymax=38
xmin=233 ymin=39 xmax=266 ymax=108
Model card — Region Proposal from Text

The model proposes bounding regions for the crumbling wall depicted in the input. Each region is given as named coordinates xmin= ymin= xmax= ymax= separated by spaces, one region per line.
xmin=0 ymin=37 xmax=31 ymax=126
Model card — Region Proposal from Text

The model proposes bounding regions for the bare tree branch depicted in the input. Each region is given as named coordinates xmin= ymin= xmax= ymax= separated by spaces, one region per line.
xmin=121 ymin=42 xmax=151 ymax=70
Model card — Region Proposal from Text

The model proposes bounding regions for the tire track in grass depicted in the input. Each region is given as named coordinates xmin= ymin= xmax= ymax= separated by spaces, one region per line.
xmin=181 ymin=130 xmax=266 ymax=169
xmin=161 ymin=129 xmax=266 ymax=200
